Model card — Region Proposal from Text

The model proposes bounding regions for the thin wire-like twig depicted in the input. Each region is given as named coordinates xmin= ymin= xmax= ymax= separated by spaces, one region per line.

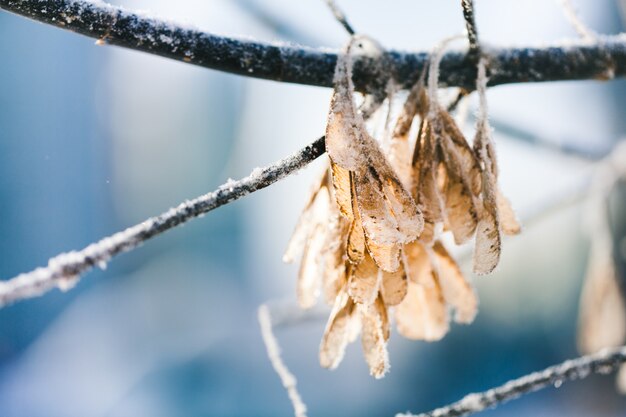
xmin=557 ymin=0 xmax=598 ymax=41
xmin=258 ymin=304 xmax=308 ymax=417
xmin=397 ymin=346 xmax=626 ymax=417
xmin=461 ymin=0 xmax=480 ymax=58
xmin=0 ymin=137 xmax=326 ymax=308
xmin=1 ymin=0 xmax=626 ymax=91
xmin=324 ymin=0 xmax=355 ymax=35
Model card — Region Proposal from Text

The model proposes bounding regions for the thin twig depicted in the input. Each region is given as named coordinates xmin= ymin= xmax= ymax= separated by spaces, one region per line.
xmin=0 ymin=137 xmax=326 ymax=307
xmin=258 ymin=304 xmax=308 ymax=417
xmin=461 ymin=0 xmax=480 ymax=58
xmin=557 ymin=0 xmax=598 ymax=41
xmin=397 ymin=346 xmax=626 ymax=417
xmin=324 ymin=0 xmax=356 ymax=35
xmin=2 ymin=0 xmax=626 ymax=91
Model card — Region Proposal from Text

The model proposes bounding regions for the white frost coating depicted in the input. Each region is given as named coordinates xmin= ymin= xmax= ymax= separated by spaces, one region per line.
xmin=258 ymin=304 xmax=308 ymax=417
xmin=427 ymin=34 xmax=465 ymax=115
xmin=0 ymin=139 xmax=323 ymax=308
xmin=395 ymin=346 xmax=626 ymax=417
xmin=556 ymin=0 xmax=598 ymax=42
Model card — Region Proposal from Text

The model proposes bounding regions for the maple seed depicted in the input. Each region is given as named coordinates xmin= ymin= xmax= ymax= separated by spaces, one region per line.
xmin=284 ymin=38 xmax=518 ymax=378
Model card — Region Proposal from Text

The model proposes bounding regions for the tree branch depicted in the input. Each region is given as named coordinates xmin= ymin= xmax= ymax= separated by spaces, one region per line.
xmin=1 ymin=0 xmax=626 ymax=91
xmin=397 ymin=346 xmax=626 ymax=417
xmin=0 ymin=137 xmax=325 ymax=307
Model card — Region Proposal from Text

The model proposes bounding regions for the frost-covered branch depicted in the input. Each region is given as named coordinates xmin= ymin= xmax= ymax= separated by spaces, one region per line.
xmin=1 ymin=0 xmax=626 ymax=91
xmin=0 ymin=137 xmax=325 ymax=307
xmin=397 ymin=346 xmax=626 ymax=417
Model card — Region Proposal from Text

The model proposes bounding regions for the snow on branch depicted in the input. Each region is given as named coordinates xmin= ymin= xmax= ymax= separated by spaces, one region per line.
xmin=0 ymin=137 xmax=325 ymax=308
xmin=1 ymin=0 xmax=626 ymax=91
xmin=397 ymin=346 xmax=626 ymax=417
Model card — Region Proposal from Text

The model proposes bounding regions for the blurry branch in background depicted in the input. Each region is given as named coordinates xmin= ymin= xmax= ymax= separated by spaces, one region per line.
xmin=233 ymin=0 xmax=320 ymax=46
xmin=323 ymin=0 xmax=356 ymax=35
xmin=2 ymin=0 xmax=626 ymax=91
xmin=398 ymin=346 xmax=626 ymax=417
xmin=481 ymin=116 xmax=612 ymax=160
xmin=556 ymin=0 xmax=599 ymax=41
xmin=0 ymin=138 xmax=325 ymax=307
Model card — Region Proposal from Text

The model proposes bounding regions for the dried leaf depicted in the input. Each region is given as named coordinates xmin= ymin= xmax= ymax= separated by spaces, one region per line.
xmin=433 ymin=241 xmax=478 ymax=323
xmin=396 ymin=280 xmax=449 ymax=341
xmin=366 ymin=239 xmax=401 ymax=272
xmin=320 ymin=290 xmax=359 ymax=369
xmin=497 ymin=190 xmax=521 ymax=236
xmin=360 ymin=298 xmax=390 ymax=378
xmin=349 ymin=254 xmax=381 ymax=305
xmin=381 ymin=260 xmax=408 ymax=306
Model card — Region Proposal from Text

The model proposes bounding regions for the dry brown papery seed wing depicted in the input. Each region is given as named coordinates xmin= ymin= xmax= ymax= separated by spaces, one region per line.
xmin=283 ymin=175 xmax=328 ymax=263
xmin=366 ymin=239 xmax=401 ymax=273
xmin=497 ymin=189 xmax=521 ymax=236
xmin=381 ymin=259 xmax=408 ymax=306
xmin=578 ymin=240 xmax=626 ymax=354
xmin=396 ymin=280 xmax=449 ymax=341
xmin=348 ymin=253 xmax=380 ymax=305
xmin=330 ymin=160 xmax=353 ymax=219
xmin=439 ymin=140 xmax=478 ymax=244
xmin=320 ymin=290 xmax=359 ymax=369
xmin=403 ymin=240 xmax=434 ymax=285
xmin=473 ymin=170 xmax=501 ymax=275
xmin=355 ymin=165 xmax=400 ymax=247
xmin=323 ymin=218 xmax=350 ymax=305
xmin=358 ymin=130 xmax=424 ymax=242
xmin=297 ymin=224 xmax=326 ymax=309
xmin=433 ymin=241 xmax=478 ymax=323
xmin=438 ymin=109 xmax=482 ymax=196
xmin=414 ymin=122 xmax=442 ymax=243
xmin=360 ymin=298 xmax=390 ymax=378
xmin=347 ymin=171 xmax=366 ymax=263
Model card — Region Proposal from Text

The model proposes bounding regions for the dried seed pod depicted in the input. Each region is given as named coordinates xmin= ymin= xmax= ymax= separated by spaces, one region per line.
xmin=320 ymin=290 xmax=359 ymax=369
xmin=381 ymin=260 xmax=408 ymax=306
xmin=396 ymin=280 xmax=449 ymax=341
xmin=413 ymin=120 xmax=443 ymax=243
xmin=360 ymin=296 xmax=390 ymax=378
xmin=348 ymin=254 xmax=380 ymax=305
xmin=366 ymin=239 xmax=401 ymax=273
xmin=432 ymin=241 xmax=478 ymax=323
xmin=439 ymin=136 xmax=479 ymax=244
xmin=497 ymin=190 xmax=521 ymax=236
xmin=578 ymin=239 xmax=626 ymax=354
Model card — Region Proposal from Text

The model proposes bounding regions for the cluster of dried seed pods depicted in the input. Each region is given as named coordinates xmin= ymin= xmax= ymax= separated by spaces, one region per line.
xmin=284 ymin=37 xmax=520 ymax=378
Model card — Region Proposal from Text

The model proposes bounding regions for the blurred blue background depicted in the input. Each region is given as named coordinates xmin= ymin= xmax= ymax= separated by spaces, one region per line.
xmin=1 ymin=0 xmax=626 ymax=416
